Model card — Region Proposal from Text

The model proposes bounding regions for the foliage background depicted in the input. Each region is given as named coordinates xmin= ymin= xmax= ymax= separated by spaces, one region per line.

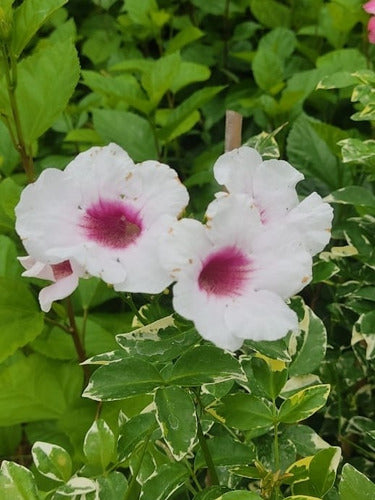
xmin=1 ymin=0 xmax=375 ymax=498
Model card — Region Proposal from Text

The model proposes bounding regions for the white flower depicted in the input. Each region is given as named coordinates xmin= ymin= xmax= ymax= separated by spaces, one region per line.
xmin=18 ymin=256 xmax=84 ymax=312
xmin=15 ymin=144 xmax=189 ymax=293
xmin=160 ymin=195 xmax=312 ymax=351
xmin=213 ymin=146 xmax=333 ymax=255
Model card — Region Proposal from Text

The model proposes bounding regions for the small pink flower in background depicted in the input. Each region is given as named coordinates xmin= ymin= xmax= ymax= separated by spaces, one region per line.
xmin=160 ymin=195 xmax=312 ymax=351
xmin=364 ymin=0 xmax=375 ymax=14
xmin=368 ymin=16 xmax=375 ymax=43
xmin=18 ymin=257 xmax=85 ymax=312
xmin=213 ymin=146 xmax=333 ymax=256
xmin=15 ymin=143 xmax=189 ymax=294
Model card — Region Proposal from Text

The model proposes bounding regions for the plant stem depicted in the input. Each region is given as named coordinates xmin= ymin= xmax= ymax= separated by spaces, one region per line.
xmin=124 ymin=433 xmax=152 ymax=500
xmin=272 ymin=398 xmax=280 ymax=471
xmin=123 ymin=294 xmax=146 ymax=325
xmin=194 ymin=390 xmax=219 ymax=486
xmin=1 ymin=43 xmax=35 ymax=182
xmin=66 ymin=297 xmax=89 ymax=384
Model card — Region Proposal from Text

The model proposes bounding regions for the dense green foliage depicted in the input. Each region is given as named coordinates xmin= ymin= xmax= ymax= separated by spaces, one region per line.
xmin=1 ymin=0 xmax=375 ymax=498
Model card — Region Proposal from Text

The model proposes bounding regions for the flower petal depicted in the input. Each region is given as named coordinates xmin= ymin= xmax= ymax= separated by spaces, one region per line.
xmin=286 ymin=192 xmax=333 ymax=255
xmin=159 ymin=218 xmax=212 ymax=280
xmin=39 ymin=273 xmax=80 ymax=312
xmin=173 ymin=278 xmax=243 ymax=351
xmin=252 ymin=159 xmax=304 ymax=223
xmin=251 ymin=227 xmax=312 ymax=299
xmin=125 ymin=160 xmax=189 ymax=225
xmin=213 ymin=146 xmax=262 ymax=193
xmin=15 ymin=169 xmax=83 ymax=264
xmin=225 ymin=290 xmax=298 ymax=342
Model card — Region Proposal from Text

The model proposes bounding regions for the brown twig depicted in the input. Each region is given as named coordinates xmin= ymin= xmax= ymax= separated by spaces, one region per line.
xmin=225 ymin=110 xmax=243 ymax=152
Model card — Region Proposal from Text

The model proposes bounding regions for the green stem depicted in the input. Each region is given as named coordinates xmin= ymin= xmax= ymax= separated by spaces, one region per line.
xmin=183 ymin=458 xmax=202 ymax=492
xmin=194 ymin=391 xmax=219 ymax=486
xmin=123 ymin=294 xmax=146 ymax=325
xmin=124 ymin=433 xmax=152 ymax=500
xmin=66 ymin=298 xmax=89 ymax=385
xmin=1 ymin=43 xmax=35 ymax=182
xmin=272 ymin=398 xmax=280 ymax=471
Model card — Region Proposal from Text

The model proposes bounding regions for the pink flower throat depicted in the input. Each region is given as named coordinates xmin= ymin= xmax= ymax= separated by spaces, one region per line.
xmin=198 ymin=246 xmax=251 ymax=297
xmin=81 ymin=199 xmax=142 ymax=249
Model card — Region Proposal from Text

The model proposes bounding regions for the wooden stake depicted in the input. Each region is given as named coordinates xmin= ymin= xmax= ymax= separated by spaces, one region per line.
xmin=225 ymin=110 xmax=243 ymax=152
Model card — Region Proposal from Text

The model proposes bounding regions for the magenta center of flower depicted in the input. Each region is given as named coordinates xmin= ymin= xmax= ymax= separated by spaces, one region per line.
xmin=52 ymin=261 xmax=73 ymax=280
xmin=198 ymin=246 xmax=251 ymax=297
xmin=81 ymin=199 xmax=142 ymax=249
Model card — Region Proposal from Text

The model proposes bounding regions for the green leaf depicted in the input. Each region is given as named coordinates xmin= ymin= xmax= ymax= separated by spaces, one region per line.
xmin=289 ymin=305 xmax=327 ymax=376
xmin=83 ymin=357 xmax=164 ymax=401
xmin=0 ymin=352 xmax=83 ymax=426
xmin=0 ymin=120 xmax=19 ymax=176
xmin=339 ymin=463 xmax=375 ymax=500
xmin=141 ymin=53 xmax=180 ymax=106
xmin=278 ymin=385 xmax=330 ymax=424
xmin=308 ymin=447 xmax=341 ymax=497
xmin=325 ymin=186 xmax=375 ymax=209
xmin=0 ymin=178 xmax=22 ymax=232
xmin=166 ymin=345 xmax=245 ymax=386
xmin=339 ymin=138 xmax=375 ymax=164
xmin=97 ymin=472 xmax=128 ymax=499
xmin=312 ymin=260 xmax=339 ymax=284
xmin=0 ymin=278 xmax=44 ymax=362
xmin=316 ymin=49 xmax=367 ymax=74
xmin=159 ymin=86 xmax=224 ymax=141
xmin=258 ymin=28 xmax=296 ymax=60
xmin=31 ymin=441 xmax=72 ymax=482
xmin=55 ymin=476 xmax=98 ymax=496
xmin=0 ymin=236 xmax=21 ymax=278
xmin=245 ymin=338 xmax=291 ymax=361
xmin=194 ymin=435 xmax=255 ymax=470
xmin=83 ymin=419 xmax=115 ymax=471
xmin=154 ymin=386 xmax=197 ymax=460
xmin=0 ymin=460 xmax=39 ymax=500
xmin=218 ymin=393 xmax=274 ymax=431
xmin=215 ymin=492 xmax=263 ymax=500
xmin=11 ymin=0 xmax=67 ymax=57
xmin=251 ymin=356 xmax=288 ymax=399
xmin=117 ymin=412 xmax=157 ymax=462
xmin=283 ymin=425 xmax=330 ymax=456
xmin=0 ymin=39 xmax=80 ymax=144
xmin=250 ymin=0 xmax=291 ymax=28
xmin=170 ymin=62 xmax=210 ymax=94
xmin=252 ymin=49 xmax=284 ymax=92
xmin=140 ymin=462 xmax=189 ymax=500
xmin=166 ymin=26 xmax=204 ymax=54
xmin=93 ymin=109 xmax=158 ymax=162
xmin=287 ymin=115 xmax=346 ymax=191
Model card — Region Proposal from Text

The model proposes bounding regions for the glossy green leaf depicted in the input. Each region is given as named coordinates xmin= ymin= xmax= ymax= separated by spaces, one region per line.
xmin=250 ymin=0 xmax=291 ymax=28
xmin=339 ymin=138 xmax=375 ymax=164
xmin=31 ymin=441 xmax=72 ymax=482
xmin=258 ymin=27 xmax=296 ymax=60
xmin=83 ymin=357 xmax=164 ymax=401
xmin=0 ymin=39 xmax=79 ymax=144
xmin=0 ymin=460 xmax=39 ymax=500
xmin=55 ymin=476 xmax=98 ymax=495
xmin=252 ymin=49 xmax=284 ymax=92
xmin=11 ymin=0 xmax=67 ymax=57
xmin=93 ymin=109 xmax=157 ymax=161
xmin=155 ymin=386 xmax=197 ymax=460
xmin=97 ymin=472 xmax=128 ymax=499
xmin=289 ymin=305 xmax=327 ymax=376
xmin=83 ymin=419 xmax=115 ymax=471
xmin=325 ymin=186 xmax=375 ymax=209
xmin=141 ymin=53 xmax=180 ymax=105
xmin=166 ymin=345 xmax=245 ymax=386
xmin=339 ymin=463 xmax=375 ymax=500
xmin=0 ymin=278 xmax=44 ymax=363
xmin=251 ymin=356 xmax=288 ymax=399
xmin=218 ymin=393 xmax=274 ymax=431
xmin=278 ymin=385 xmax=330 ymax=424
xmin=283 ymin=425 xmax=330 ymax=456
xmin=117 ymin=412 xmax=157 ymax=462
xmin=140 ymin=462 xmax=189 ymax=500
xmin=194 ymin=435 xmax=255 ymax=470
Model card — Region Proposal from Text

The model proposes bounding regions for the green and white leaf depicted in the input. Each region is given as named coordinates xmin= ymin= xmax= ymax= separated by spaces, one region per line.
xmin=32 ymin=441 xmax=72 ymax=482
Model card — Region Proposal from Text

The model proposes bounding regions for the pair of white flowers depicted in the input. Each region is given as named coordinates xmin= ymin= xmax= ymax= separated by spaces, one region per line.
xmin=16 ymin=144 xmax=333 ymax=351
